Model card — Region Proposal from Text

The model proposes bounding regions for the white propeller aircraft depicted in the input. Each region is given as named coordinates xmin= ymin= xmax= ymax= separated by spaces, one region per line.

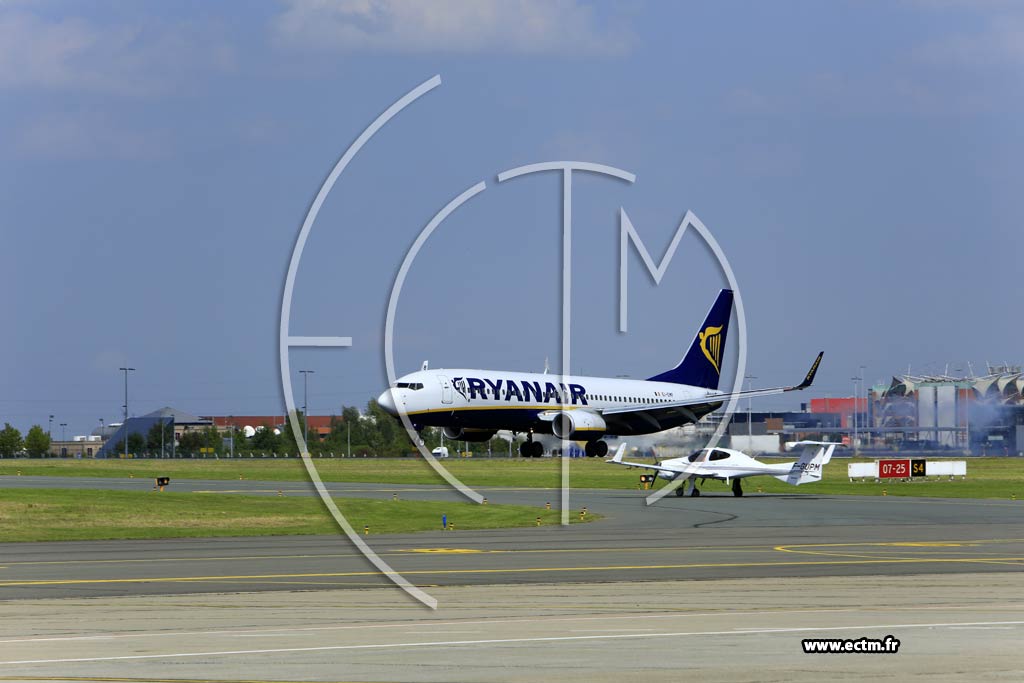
xmin=378 ymin=289 xmax=823 ymax=458
xmin=606 ymin=441 xmax=839 ymax=497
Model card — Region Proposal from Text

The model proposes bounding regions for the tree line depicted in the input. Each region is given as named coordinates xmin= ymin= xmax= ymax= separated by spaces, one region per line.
xmin=0 ymin=423 xmax=51 ymax=457
xmin=11 ymin=399 xmax=514 ymax=458
xmin=179 ymin=401 xmax=512 ymax=457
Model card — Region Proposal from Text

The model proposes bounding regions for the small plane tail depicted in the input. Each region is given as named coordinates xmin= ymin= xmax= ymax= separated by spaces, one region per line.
xmin=606 ymin=442 xmax=627 ymax=463
xmin=774 ymin=441 xmax=838 ymax=485
xmin=647 ymin=289 xmax=733 ymax=389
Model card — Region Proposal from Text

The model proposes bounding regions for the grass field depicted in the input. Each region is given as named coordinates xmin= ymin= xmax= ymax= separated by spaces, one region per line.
xmin=0 ymin=488 xmax=592 ymax=542
xmin=1 ymin=456 xmax=1023 ymax=499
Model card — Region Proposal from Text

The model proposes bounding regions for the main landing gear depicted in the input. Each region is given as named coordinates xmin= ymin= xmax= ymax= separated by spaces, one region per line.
xmin=731 ymin=479 xmax=744 ymax=497
xmin=584 ymin=441 xmax=608 ymax=458
xmin=519 ymin=433 xmax=543 ymax=458
xmin=677 ymin=477 xmax=701 ymax=497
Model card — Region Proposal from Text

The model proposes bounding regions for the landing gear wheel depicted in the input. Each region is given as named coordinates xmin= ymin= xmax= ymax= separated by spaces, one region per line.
xmin=732 ymin=479 xmax=744 ymax=497
xmin=519 ymin=442 xmax=531 ymax=458
xmin=530 ymin=441 xmax=543 ymax=457
xmin=690 ymin=488 xmax=701 ymax=497
xmin=675 ymin=484 xmax=686 ymax=497
xmin=594 ymin=441 xmax=608 ymax=457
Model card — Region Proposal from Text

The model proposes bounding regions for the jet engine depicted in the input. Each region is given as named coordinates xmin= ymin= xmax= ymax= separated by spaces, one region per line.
xmin=442 ymin=427 xmax=496 ymax=442
xmin=551 ymin=411 xmax=607 ymax=440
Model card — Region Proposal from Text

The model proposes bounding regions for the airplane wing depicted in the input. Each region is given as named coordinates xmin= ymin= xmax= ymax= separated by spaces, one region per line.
xmin=602 ymin=352 xmax=823 ymax=422
xmin=606 ymin=443 xmax=710 ymax=477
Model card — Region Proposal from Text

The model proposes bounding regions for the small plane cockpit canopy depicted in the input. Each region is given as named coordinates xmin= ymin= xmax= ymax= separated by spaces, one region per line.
xmin=395 ymin=382 xmax=425 ymax=390
xmin=686 ymin=449 xmax=731 ymax=462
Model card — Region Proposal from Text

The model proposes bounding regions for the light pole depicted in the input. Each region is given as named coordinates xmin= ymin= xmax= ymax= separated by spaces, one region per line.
xmin=59 ymin=423 xmax=66 ymax=449
xmin=299 ymin=370 xmax=314 ymax=451
xmin=48 ymin=415 xmax=54 ymax=439
xmin=860 ymin=365 xmax=867 ymax=447
xmin=851 ymin=374 xmax=862 ymax=454
xmin=120 ymin=367 xmax=135 ymax=458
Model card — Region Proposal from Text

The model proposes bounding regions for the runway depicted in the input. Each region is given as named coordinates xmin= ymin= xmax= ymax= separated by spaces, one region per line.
xmin=1 ymin=575 xmax=1023 ymax=682
xmin=2 ymin=477 xmax=1023 ymax=600
xmin=2 ymin=477 xmax=1024 ymax=680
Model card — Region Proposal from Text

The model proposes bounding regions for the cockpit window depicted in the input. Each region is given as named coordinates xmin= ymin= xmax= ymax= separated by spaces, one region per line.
xmin=395 ymin=382 xmax=424 ymax=390
xmin=686 ymin=449 xmax=728 ymax=462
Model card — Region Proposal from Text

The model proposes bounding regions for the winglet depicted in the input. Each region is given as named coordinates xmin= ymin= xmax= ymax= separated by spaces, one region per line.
xmin=606 ymin=443 xmax=627 ymax=463
xmin=786 ymin=351 xmax=823 ymax=392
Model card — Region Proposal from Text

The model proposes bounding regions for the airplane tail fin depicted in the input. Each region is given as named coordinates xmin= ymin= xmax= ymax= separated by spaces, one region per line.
xmin=774 ymin=441 xmax=838 ymax=485
xmin=606 ymin=443 xmax=627 ymax=463
xmin=646 ymin=289 xmax=733 ymax=389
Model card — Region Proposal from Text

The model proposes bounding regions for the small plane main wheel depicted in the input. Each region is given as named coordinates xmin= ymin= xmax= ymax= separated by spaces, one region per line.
xmin=675 ymin=484 xmax=686 ymax=497
xmin=690 ymin=488 xmax=701 ymax=497
xmin=732 ymin=480 xmax=744 ymax=497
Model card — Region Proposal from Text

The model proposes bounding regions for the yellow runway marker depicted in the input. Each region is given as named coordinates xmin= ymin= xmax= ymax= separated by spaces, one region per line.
xmin=0 ymin=678 xmax=372 ymax=683
xmin=3 ymin=556 xmax=1024 ymax=588
xmin=0 ymin=543 xmax=789 ymax=567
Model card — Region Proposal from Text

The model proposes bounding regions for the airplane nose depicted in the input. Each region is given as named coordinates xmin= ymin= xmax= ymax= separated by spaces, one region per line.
xmin=377 ymin=389 xmax=398 ymax=416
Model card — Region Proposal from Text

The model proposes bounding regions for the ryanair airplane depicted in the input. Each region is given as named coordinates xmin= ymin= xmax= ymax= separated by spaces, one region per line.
xmin=377 ymin=290 xmax=823 ymax=458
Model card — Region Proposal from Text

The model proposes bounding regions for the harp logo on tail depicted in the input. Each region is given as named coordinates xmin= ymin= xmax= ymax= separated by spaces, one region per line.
xmin=699 ymin=325 xmax=723 ymax=374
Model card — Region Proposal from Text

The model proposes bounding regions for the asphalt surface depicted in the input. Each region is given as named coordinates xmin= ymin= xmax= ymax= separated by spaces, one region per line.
xmin=2 ymin=575 xmax=1023 ymax=682
xmin=2 ymin=476 xmax=1023 ymax=600
xmin=2 ymin=476 xmax=1023 ymax=681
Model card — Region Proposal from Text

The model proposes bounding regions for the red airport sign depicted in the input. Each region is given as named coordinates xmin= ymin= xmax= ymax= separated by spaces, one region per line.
xmin=878 ymin=459 xmax=910 ymax=479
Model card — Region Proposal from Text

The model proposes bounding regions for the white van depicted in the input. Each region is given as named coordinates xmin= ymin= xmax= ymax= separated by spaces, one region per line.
xmin=431 ymin=446 xmax=449 ymax=458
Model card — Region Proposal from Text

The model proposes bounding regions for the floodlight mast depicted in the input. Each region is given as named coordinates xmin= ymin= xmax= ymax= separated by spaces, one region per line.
xmin=119 ymin=367 xmax=135 ymax=457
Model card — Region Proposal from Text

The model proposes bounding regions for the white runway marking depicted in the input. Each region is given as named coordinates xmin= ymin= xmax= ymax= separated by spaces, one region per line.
xmin=0 ymin=607 xmax=858 ymax=644
xmin=5 ymin=620 xmax=1023 ymax=665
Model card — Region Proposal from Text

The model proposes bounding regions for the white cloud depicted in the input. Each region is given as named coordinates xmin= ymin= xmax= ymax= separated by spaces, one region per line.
xmin=14 ymin=112 xmax=168 ymax=160
xmin=0 ymin=11 xmax=236 ymax=95
xmin=907 ymin=1 xmax=1024 ymax=68
xmin=915 ymin=17 xmax=1024 ymax=68
xmin=272 ymin=0 xmax=632 ymax=55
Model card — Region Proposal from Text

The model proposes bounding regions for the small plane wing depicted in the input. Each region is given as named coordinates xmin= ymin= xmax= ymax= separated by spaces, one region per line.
xmin=603 ymin=351 xmax=823 ymax=417
xmin=606 ymin=443 xmax=711 ymax=477
xmin=606 ymin=443 xmax=673 ymax=472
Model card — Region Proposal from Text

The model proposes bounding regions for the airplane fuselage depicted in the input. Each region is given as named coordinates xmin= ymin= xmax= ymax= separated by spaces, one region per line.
xmin=380 ymin=369 xmax=724 ymax=437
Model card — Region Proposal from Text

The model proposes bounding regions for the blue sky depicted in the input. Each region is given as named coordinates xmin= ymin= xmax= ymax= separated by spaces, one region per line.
xmin=2 ymin=1 xmax=1022 ymax=437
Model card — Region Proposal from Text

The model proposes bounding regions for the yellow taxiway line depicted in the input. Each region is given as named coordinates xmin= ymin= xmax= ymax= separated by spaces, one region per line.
xmin=2 ymin=555 xmax=1023 ymax=588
